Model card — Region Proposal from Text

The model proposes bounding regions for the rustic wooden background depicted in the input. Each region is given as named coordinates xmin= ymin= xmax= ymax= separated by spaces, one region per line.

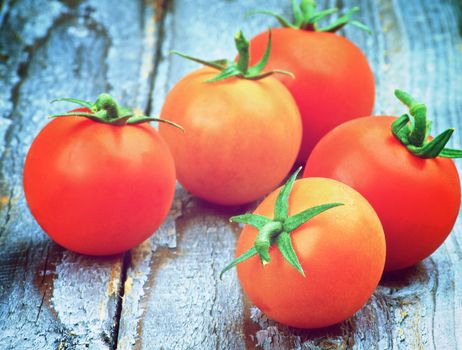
xmin=0 ymin=0 xmax=461 ymax=349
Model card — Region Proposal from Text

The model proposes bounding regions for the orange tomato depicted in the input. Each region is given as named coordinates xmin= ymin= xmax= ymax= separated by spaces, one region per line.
xmin=249 ymin=28 xmax=375 ymax=163
xmin=159 ymin=67 xmax=301 ymax=205
xmin=235 ymin=177 xmax=385 ymax=328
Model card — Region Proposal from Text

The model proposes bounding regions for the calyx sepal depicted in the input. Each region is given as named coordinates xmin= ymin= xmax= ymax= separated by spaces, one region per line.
xmin=247 ymin=0 xmax=371 ymax=33
xmin=220 ymin=167 xmax=343 ymax=278
xmin=170 ymin=30 xmax=294 ymax=82
xmin=50 ymin=94 xmax=183 ymax=129
xmin=392 ymin=89 xmax=462 ymax=158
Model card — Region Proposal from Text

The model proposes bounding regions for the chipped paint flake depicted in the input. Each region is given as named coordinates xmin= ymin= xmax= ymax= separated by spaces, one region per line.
xmin=124 ymin=276 xmax=133 ymax=296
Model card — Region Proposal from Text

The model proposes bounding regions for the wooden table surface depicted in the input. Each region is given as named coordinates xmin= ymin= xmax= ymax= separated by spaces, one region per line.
xmin=1 ymin=0 xmax=461 ymax=349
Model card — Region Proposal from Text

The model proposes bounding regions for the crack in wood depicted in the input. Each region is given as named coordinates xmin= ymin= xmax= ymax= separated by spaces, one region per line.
xmin=34 ymin=245 xmax=50 ymax=324
xmin=111 ymin=251 xmax=131 ymax=350
xmin=144 ymin=0 xmax=169 ymax=118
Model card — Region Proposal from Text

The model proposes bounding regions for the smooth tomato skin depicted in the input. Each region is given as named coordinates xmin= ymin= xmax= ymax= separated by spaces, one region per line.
xmin=236 ymin=178 xmax=385 ymax=329
xmin=249 ymin=28 xmax=375 ymax=163
xmin=159 ymin=67 xmax=302 ymax=205
xmin=23 ymin=111 xmax=176 ymax=255
xmin=304 ymin=116 xmax=461 ymax=271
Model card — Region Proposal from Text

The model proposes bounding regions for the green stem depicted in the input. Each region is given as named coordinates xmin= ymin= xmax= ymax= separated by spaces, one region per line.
xmin=247 ymin=0 xmax=371 ymax=34
xmin=392 ymin=89 xmax=462 ymax=159
xmin=170 ymin=30 xmax=293 ymax=82
xmin=300 ymin=0 xmax=316 ymax=18
xmin=408 ymin=104 xmax=427 ymax=146
xmin=254 ymin=221 xmax=283 ymax=264
xmin=221 ymin=167 xmax=343 ymax=278
xmin=235 ymin=31 xmax=250 ymax=74
xmin=50 ymin=94 xmax=183 ymax=129
xmin=169 ymin=51 xmax=226 ymax=71
xmin=94 ymin=93 xmax=119 ymax=120
xmin=395 ymin=90 xmax=427 ymax=147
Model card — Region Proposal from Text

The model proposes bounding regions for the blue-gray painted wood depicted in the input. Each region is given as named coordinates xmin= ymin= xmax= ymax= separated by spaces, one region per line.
xmin=0 ymin=0 xmax=160 ymax=349
xmin=1 ymin=0 xmax=461 ymax=349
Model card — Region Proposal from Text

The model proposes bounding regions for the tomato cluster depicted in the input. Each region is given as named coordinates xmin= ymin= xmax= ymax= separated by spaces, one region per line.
xmin=23 ymin=0 xmax=460 ymax=331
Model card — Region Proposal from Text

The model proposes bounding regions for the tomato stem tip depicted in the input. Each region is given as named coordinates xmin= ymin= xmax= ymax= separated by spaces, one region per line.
xmin=220 ymin=167 xmax=343 ymax=279
xmin=171 ymin=30 xmax=293 ymax=82
xmin=391 ymin=89 xmax=462 ymax=158
xmin=247 ymin=0 xmax=371 ymax=34
xmin=49 ymin=95 xmax=183 ymax=129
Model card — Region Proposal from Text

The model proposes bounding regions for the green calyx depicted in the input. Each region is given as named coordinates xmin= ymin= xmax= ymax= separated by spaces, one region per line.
xmin=247 ymin=0 xmax=371 ymax=33
xmin=220 ymin=167 xmax=343 ymax=278
xmin=50 ymin=93 xmax=183 ymax=129
xmin=392 ymin=89 xmax=462 ymax=158
xmin=170 ymin=30 xmax=294 ymax=82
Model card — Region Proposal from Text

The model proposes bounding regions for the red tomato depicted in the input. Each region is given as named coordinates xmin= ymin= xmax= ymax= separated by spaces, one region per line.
xmin=159 ymin=67 xmax=301 ymax=205
xmin=23 ymin=108 xmax=176 ymax=255
xmin=304 ymin=116 xmax=461 ymax=271
xmin=249 ymin=28 xmax=375 ymax=163
xmin=235 ymin=177 xmax=385 ymax=328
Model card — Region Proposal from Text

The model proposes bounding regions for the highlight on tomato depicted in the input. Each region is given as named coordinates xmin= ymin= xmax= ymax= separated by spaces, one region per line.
xmin=23 ymin=94 xmax=182 ymax=255
xmin=247 ymin=0 xmax=375 ymax=163
xmin=305 ymin=90 xmax=462 ymax=271
xmin=221 ymin=168 xmax=385 ymax=329
xmin=159 ymin=31 xmax=302 ymax=206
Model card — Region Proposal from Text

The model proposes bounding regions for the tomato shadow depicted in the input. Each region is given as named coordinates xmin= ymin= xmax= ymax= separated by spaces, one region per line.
xmin=187 ymin=195 xmax=258 ymax=218
xmin=244 ymin=297 xmax=357 ymax=347
xmin=64 ymin=248 xmax=124 ymax=262
xmin=175 ymin=161 xmax=308 ymax=220
xmin=286 ymin=321 xmax=350 ymax=339
xmin=379 ymin=262 xmax=430 ymax=289
xmin=246 ymin=308 xmax=357 ymax=348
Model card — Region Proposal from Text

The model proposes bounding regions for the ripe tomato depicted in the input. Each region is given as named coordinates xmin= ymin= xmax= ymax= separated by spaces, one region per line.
xmin=225 ymin=172 xmax=385 ymax=329
xmin=248 ymin=27 xmax=374 ymax=163
xmin=24 ymin=99 xmax=177 ymax=255
xmin=304 ymin=116 xmax=461 ymax=271
xmin=159 ymin=68 xmax=301 ymax=205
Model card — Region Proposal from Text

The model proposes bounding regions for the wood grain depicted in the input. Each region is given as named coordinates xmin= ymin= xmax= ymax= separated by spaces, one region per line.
xmin=1 ymin=0 xmax=462 ymax=349
xmin=117 ymin=2 xmax=293 ymax=348
xmin=0 ymin=0 xmax=161 ymax=348
xmin=118 ymin=0 xmax=462 ymax=349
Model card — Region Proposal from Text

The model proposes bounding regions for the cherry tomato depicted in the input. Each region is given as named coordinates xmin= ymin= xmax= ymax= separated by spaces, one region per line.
xmin=159 ymin=67 xmax=301 ymax=205
xmin=249 ymin=28 xmax=374 ymax=163
xmin=24 ymin=103 xmax=176 ymax=255
xmin=232 ymin=176 xmax=385 ymax=328
xmin=304 ymin=116 xmax=461 ymax=271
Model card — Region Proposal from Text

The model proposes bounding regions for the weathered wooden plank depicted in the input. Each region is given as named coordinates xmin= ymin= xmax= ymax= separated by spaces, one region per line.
xmin=118 ymin=189 xmax=248 ymax=349
xmin=119 ymin=0 xmax=462 ymax=349
xmin=2 ymin=0 xmax=461 ymax=349
xmin=117 ymin=1 xmax=293 ymax=348
xmin=0 ymin=0 xmax=161 ymax=348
